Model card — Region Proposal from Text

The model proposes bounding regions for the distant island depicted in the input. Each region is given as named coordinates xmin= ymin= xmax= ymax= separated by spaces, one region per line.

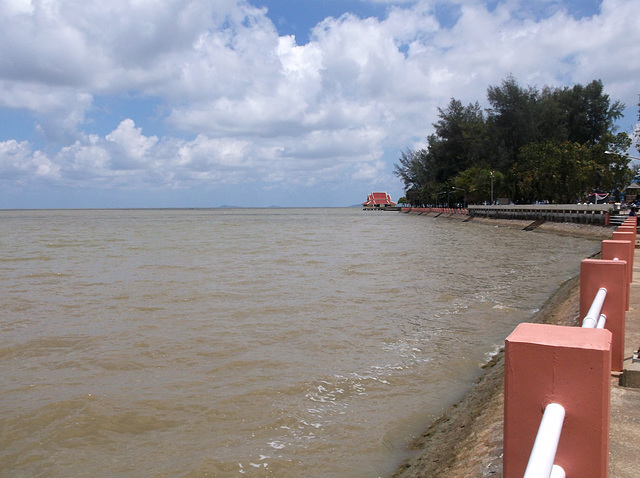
xmin=217 ymin=205 xmax=282 ymax=208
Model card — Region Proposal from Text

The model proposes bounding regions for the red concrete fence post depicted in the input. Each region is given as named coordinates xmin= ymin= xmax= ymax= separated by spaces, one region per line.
xmin=616 ymin=225 xmax=636 ymax=242
xmin=601 ymin=240 xmax=633 ymax=310
xmin=612 ymin=230 xmax=635 ymax=241
xmin=611 ymin=231 xmax=635 ymax=272
xmin=504 ymin=323 xmax=612 ymax=478
xmin=580 ymin=259 xmax=627 ymax=372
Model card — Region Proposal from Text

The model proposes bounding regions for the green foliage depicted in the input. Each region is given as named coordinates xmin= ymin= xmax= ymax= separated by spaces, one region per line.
xmin=486 ymin=75 xmax=540 ymax=169
xmin=634 ymin=95 xmax=640 ymax=154
xmin=453 ymin=167 xmax=505 ymax=204
xmin=394 ymin=76 xmax=632 ymax=204
xmin=429 ymin=99 xmax=489 ymax=181
xmin=514 ymin=142 xmax=595 ymax=203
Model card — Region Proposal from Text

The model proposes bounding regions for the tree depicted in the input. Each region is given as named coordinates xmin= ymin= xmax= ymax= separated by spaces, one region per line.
xmin=486 ymin=75 xmax=540 ymax=170
xmin=634 ymin=94 xmax=640 ymax=154
xmin=393 ymin=148 xmax=424 ymax=192
xmin=394 ymin=99 xmax=489 ymax=203
xmin=395 ymin=76 xmax=631 ymax=205
xmin=393 ymin=148 xmax=436 ymax=205
xmin=593 ymin=132 xmax=633 ymax=194
xmin=453 ymin=167 xmax=505 ymax=204
xmin=556 ymin=80 xmax=625 ymax=145
xmin=405 ymin=186 xmax=425 ymax=207
xmin=514 ymin=142 xmax=596 ymax=203
xmin=631 ymin=163 xmax=640 ymax=183
xmin=428 ymin=99 xmax=489 ymax=181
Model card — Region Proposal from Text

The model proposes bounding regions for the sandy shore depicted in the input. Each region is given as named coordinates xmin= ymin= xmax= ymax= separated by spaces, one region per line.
xmin=392 ymin=215 xmax=609 ymax=478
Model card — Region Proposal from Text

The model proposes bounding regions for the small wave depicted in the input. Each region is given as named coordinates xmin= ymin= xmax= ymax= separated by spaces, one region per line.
xmin=3 ymin=394 xmax=182 ymax=454
xmin=492 ymin=303 xmax=516 ymax=311
xmin=0 ymin=335 xmax=100 ymax=360
xmin=304 ymin=259 xmax=324 ymax=265
xmin=0 ymin=255 xmax=53 ymax=262
xmin=480 ymin=344 xmax=504 ymax=368
xmin=45 ymin=241 xmax=85 ymax=249
xmin=344 ymin=267 xmax=375 ymax=276
xmin=24 ymin=271 xmax=71 ymax=279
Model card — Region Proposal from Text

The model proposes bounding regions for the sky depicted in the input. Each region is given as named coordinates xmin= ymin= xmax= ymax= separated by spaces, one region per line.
xmin=1 ymin=0 xmax=639 ymax=208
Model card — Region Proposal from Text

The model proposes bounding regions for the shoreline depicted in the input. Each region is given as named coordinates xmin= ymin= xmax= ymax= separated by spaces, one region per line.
xmin=403 ymin=210 xmax=616 ymax=240
xmin=392 ymin=216 xmax=607 ymax=477
xmin=466 ymin=216 xmax=615 ymax=240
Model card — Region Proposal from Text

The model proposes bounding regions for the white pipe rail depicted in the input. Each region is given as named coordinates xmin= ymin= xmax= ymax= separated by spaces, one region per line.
xmin=550 ymin=464 xmax=566 ymax=478
xmin=523 ymin=403 xmax=566 ymax=478
xmin=581 ymin=287 xmax=607 ymax=328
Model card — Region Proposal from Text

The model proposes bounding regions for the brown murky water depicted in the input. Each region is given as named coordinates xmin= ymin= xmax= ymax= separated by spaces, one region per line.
xmin=0 ymin=208 xmax=600 ymax=477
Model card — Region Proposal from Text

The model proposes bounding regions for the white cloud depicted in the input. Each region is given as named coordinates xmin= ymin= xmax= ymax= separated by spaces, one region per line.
xmin=1 ymin=0 xmax=640 ymax=206
xmin=3 ymin=0 xmax=34 ymax=16
xmin=106 ymin=119 xmax=158 ymax=165
xmin=0 ymin=139 xmax=60 ymax=182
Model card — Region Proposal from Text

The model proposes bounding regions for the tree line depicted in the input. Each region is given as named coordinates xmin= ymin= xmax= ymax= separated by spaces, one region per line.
xmin=394 ymin=75 xmax=633 ymax=207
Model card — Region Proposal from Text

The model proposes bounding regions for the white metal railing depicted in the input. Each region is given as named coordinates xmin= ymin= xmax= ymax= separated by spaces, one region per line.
xmin=523 ymin=403 xmax=566 ymax=478
xmin=550 ymin=464 xmax=566 ymax=478
xmin=581 ymin=287 xmax=607 ymax=329
xmin=525 ymin=288 xmax=608 ymax=476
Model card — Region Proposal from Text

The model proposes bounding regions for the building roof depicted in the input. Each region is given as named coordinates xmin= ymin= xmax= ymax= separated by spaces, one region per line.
xmin=362 ymin=192 xmax=396 ymax=206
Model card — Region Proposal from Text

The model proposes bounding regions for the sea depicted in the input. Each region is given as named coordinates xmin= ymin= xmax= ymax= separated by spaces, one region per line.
xmin=0 ymin=208 xmax=602 ymax=477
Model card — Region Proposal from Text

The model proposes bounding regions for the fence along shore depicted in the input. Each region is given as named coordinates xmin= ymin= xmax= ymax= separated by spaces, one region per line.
xmin=393 ymin=209 xmax=640 ymax=478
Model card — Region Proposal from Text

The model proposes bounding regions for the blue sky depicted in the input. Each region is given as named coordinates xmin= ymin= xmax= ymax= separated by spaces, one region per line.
xmin=1 ymin=0 xmax=639 ymax=208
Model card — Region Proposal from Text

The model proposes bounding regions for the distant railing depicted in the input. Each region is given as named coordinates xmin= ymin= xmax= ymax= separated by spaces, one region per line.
xmin=468 ymin=204 xmax=613 ymax=225
xmin=400 ymin=207 xmax=467 ymax=215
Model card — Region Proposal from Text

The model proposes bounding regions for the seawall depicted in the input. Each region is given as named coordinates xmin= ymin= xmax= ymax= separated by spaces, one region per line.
xmin=468 ymin=204 xmax=612 ymax=225
xmin=392 ymin=215 xmax=616 ymax=477
xmin=403 ymin=207 xmax=615 ymax=239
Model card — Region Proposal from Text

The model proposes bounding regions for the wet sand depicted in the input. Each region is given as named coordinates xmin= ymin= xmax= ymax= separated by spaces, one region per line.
xmin=393 ymin=216 xmax=609 ymax=477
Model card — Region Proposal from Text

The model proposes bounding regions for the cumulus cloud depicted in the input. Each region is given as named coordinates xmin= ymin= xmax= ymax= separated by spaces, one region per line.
xmin=0 ymin=139 xmax=60 ymax=182
xmin=1 ymin=0 xmax=640 ymax=206
xmin=105 ymin=119 xmax=158 ymax=167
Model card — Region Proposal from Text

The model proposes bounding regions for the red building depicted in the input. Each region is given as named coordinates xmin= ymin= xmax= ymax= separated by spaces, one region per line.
xmin=362 ymin=192 xmax=396 ymax=210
